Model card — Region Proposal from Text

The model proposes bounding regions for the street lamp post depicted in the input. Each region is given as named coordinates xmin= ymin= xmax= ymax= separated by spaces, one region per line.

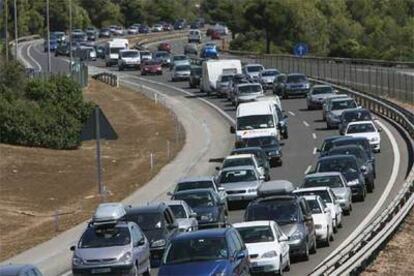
xmin=4 ymin=0 xmax=9 ymax=62
xmin=69 ymin=0 xmax=73 ymax=71
xmin=13 ymin=0 xmax=18 ymax=58
xmin=46 ymin=0 xmax=51 ymax=72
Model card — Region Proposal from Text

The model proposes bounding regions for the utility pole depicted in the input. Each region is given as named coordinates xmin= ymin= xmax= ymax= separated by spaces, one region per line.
xmin=5 ymin=0 xmax=9 ymax=62
xmin=46 ymin=0 xmax=51 ymax=72
xmin=69 ymin=0 xmax=73 ymax=71
xmin=13 ymin=0 xmax=18 ymax=58
xmin=95 ymin=106 xmax=105 ymax=201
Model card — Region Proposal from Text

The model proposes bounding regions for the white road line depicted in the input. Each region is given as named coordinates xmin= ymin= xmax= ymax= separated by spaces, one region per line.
xmin=303 ymin=120 xmax=310 ymax=127
xmin=312 ymin=133 xmax=317 ymax=139
xmin=313 ymin=147 xmax=318 ymax=155
xmin=304 ymin=165 xmax=312 ymax=175
xmin=288 ymin=111 xmax=295 ymax=116
xmin=27 ymin=43 xmax=42 ymax=71
xmin=315 ymin=119 xmax=400 ymax=269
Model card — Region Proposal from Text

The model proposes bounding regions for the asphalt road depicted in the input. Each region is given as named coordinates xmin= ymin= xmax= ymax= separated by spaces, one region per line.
xmin=24 ymin=36 xmax=411 ymax=276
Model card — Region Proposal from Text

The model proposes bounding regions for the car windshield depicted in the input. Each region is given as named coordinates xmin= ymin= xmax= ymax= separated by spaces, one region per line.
xmin=347 ymin=123 xmax=375 ymax=133
xmin=127 ymin=213 xmax=163 ymax=231
xmin=121 ymin=51 xmax=139 ymax=58
xmin=169 ymin=205 xmax=187 ymax=219
xmin=297 ymin=191 xmax=332 ymax=203
xmin=110 ymin=47 xmax=124 ymax=54
xmin=173 ymin=192 xmax=215 ymax=208
xmin=79 ymin=226 xmax=130 ymax=248
xmin=221 ymin=75 xmax=233 ymax=82
xmin=141 ymin=51 xmax=151 ymax=56
xmin=174 ymin=55 xmax=187 ymax=61
xmin=343 ymin=111 xmax=371 ymax=122
xmin=176 ymin=65 xmax=190 ymax=71
xmin=237 ymin=226 xmax=274 ymax=243
xmin=176 ymin=181 xmax=214 ymax=192
xmin=246 ymin=200 xmax=299 ymax=224
xmin=331 ymin=100 xmax=357 ymax=110
xmin=239 ymin=85 xmax=262 ymax=94
xmin=246 ymin=66 xmax=263 ymax=72
xmin=191 ymin=68 xmax=202 ymax=75
xmin=312 ymin=86 xmax=333 ymax=95
xmin=329 ymin=148 xmax=365 ymax=161
xmin=262 ymin=70 xmax=279 ymax=76
xmin=243 ymin=136 xmax=279 ymax=147
xmin=304 ymin=176 xmax=344 ymax=188
xmin=287 ymin=75 xmax=306 ymax=83
xmin=237 ymin=115 xmax=274 ymax=130
xmin=164 ymin=237 xmax=228 ymax=264
xmin=334 ymin=140 xmax=370 ymax=156
xmin=219 ymin=169 xmax=257 ymax=183
xmin=317 ymin=158 xmax=358 ymax=174
xmin=306 ymin=199 xmax=322 ymax=214
xmin=223 ymin=158 xmax=254 ymax=168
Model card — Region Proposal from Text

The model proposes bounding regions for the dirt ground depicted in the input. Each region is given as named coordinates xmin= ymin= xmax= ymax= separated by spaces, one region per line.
xmin=0 ymin=79 xmax=184 ymax=261
xmin=363 ymin=208 xmax=414 ymax=275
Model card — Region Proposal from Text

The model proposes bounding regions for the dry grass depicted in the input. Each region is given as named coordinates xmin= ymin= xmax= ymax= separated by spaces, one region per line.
xmin=0 ymin=79 xmax=184 ymax=260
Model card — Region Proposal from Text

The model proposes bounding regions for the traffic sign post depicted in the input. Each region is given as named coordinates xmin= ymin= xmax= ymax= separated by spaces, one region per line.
xmin=294 ymin=43 xmax=309 ymax=57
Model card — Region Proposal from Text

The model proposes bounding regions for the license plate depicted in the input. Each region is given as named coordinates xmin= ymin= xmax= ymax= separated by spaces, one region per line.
xmin=229 ymin=196 xmax=244 ymax=201
xmin=91 ymin=268 xmax=111 ymax=274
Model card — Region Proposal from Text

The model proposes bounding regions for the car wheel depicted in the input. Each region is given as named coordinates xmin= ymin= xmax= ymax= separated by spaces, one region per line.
xmin=324 ymin=229 xmax=330 ymax=247
xmin=284 ymin=256 xmax=291 ymax=272
xmin=143 ymin=265 xmax=151 ymax=276
xmin=333 ymin=221 xmax=338 ymax=233
xmin=330 ymin=229 xmax=334 ymax=242
xmin=278 ymin=257 xmax=284 ymax=275
xmin=302 ymin=243 xmax=310 ymax=261
xmin=119 ymin=66 xmax=123 ymax=71
xmin=130 ymin=262 xmax=138 ymax=276
xmin=310 ymin=236 xmax=317 ymax=254
xmin=343 ymin=206 xmax=351 ymax=216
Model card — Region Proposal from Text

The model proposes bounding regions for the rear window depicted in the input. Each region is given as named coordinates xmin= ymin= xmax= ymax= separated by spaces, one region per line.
xmin=237 ymin=226 xmax=274 ymax=243
xmin=246 ymin=200 xmax=299 ymax=224
xmin=306 ymin=199 xmax=322 ymax=214
xmin=79 ymin=226 xmax=131 ymax=248
xmin=218 ymin=169 xmax=257 ymax=183
xmin=304 ymin=176 xmax=344 ymax=189
xmin=223 ymin=157 xmax=254 ymax=168
xmin=176 ymin=181 xmax=214 ymax=192
xmin=346 ymin=123 xmax=375 ymax=134
xmin=331 ymin=100 xmax=357 ymax=110
xmin=287 ymin=75 xmax=306 ymax=83
xmin=312 ymin=86 xmax=333 ymax=95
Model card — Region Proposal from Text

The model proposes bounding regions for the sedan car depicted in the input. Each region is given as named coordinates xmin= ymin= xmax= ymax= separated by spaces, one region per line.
xmin=344 ymin=121 xmax=381 ymax=153
xmin=231 ymin=147 xmax=271 ymax=180
xmin=326 ymin=97 xmax=358 ymax=129
xmin=234 ymin=221 xmax=290 ymax=274
xmin=302 ymin=172 xmax=352 ymax=215
xmin=171 ymin=189 xmax=228 ymax=228
xmin=273 ymin=73 xmax=310 ymax=98
xmin=302 ymin=195 xmax=334 ymax=247
xmin=141 ymin=60 xmax=162 ymax=75
xmin=216 ymin=165 xmax=264 ymax=203
xmin=315 ymin=155 xmax=367 ymax=202
xmin=158 ymin=228 xmax=250 ymax=276
xmin=171 ymin=64 xmax=191 ymax=81
xmin=240 ymin=136 xmax=283 ymax=167
xmin=234 ymin=83 xmax=264 ymax=106
xmin=166 ymin=200 xmax=198 ymax=232
xmin=338 ymin=108 xmax=372 ymax=135
xmin=259 ymin=69 xmax=280 ymax=90
xmin=306 ymin=85 xmax=337 ymax=110
xmin=294 ymin=187 xmax=342 ymax=232
xmin=220 ymin=154 xmax=269 ymax=181
xmin=158 ymin=42 xmax=172 ymax=53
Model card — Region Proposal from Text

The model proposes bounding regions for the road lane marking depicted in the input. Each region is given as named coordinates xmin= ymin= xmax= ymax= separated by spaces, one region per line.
xmin=27 ymin=43 xmax=42 ymax=71
xmin=313 ymin=147 xmax=318 ymax=155
xmin=303 ymin=121 xmax=310 ymax=127
xmin=315 ymin=119 xmax=400 ymax=270
xmin=304 ymin=165 xmax=312 ymax=175
xmin=312 ymin=133 xmax=317 ymax=139
xmin=288 ymin=111 xmax=295 ymax=116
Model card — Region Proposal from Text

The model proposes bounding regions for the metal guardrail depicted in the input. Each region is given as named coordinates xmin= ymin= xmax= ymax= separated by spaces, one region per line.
xmin=92 ymin=72 xmax=118 ymax=87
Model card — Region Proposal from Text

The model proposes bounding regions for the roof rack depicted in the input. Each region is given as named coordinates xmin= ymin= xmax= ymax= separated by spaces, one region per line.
xmin=257 ymin=180 xmax=295 ymax=197
xmin=90 ymin=203 xmax=126 ymax=226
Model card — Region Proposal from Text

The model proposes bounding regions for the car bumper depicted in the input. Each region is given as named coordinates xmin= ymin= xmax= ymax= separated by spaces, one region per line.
xmin=286 ymin=88 xmax=309 ymax=96
xmin=327 ymin=118 xmax=341 ymax=127
xmin=349 ymin=184 xmax=365 ymax=197
xmin=262 ymin=83 xmax=273 ymax=90
xmin=226 ymin=192 xmax=257 ymax=202
xmin=336 ymin=198 xmax=351 ymax=210
xmin=72 ymin=264 xmax=133 ymax=275
xmin=173 ymin=75 xmax=190 ymax=80
xmin=370 ymin=142 xmax=380 ymax=152
xmin=250 ymin=257 xmax=280 ymax=273
xmin=150 ymin=247 xmax=165 ymax=267
xmin=288 ymin=239 xmax=307 ymax=257
xmin=315 ymin=228 xmax=329 ymax=240
xmin=121 ymin=63 xmax=140 ymax=68
xmin=308 ymin=100 xmax=324 ymax=109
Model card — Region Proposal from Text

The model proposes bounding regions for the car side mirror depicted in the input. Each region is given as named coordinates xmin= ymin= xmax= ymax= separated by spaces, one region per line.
xmin=230 ymin=126 xmax=235 ymax=134
xmin=215 ymin=166 xmax=220 ymax=171
xmin=378 ymin=127 xmax=383 ymax=132
xmin=70 ymin=245 xmax=76 ymax=251
xmin=218 ymin=186 xmax=225 ymax=192
xmin=305 ymin=216 xmax=313 ymax=222
xmin=324 ymin=207 xmax=330 ymax=213
xmin=259 ymin=175 xmax=265 ymax=180
xmin=136 ymin=238 xmax=145 ymax=247
xmin=190 ymin=212 xmax=197 ymax=218
xmin=316 ymin=148 xmax=321 ymax=152
xmin=283 ymin=114 xmax=288 ymax=119
xmin=168 ymin=223 xmax=178 ymax=230
xmin=361 ymin=165 xmax=367 ymax=173
xmin=167 ymin=191 xmax=173 ymax=196
xmin=279 ymin=235 xmax=288 ymax=242
xmin=236 ymin=251 xmax=246 ymax=260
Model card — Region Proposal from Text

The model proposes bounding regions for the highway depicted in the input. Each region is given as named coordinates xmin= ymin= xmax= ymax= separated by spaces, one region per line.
xmin=14 ymin=35 xmax=412 ymax=276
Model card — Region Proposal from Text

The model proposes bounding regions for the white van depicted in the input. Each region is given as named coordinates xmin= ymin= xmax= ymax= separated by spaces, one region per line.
xmin=201 ymin=59 xmax=242 ymax=95
xmin=231 ymin=101 xmax=280 ymax=142
xmin=188 ymin=29 xmax=202 ymax=43
xmin=105 ymin=38 xmax=129 ymax=67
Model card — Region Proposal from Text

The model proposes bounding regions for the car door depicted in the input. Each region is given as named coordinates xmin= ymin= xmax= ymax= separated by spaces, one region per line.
xmin=131 ymin=224 xmax=150 ymax=272
xmin=232 ymin=230 xmax=250 ymax=275
xmin=273 ymin=222 xmax=289 ymax=263
xmin=228 ymin=231 xmax=246 ymax=275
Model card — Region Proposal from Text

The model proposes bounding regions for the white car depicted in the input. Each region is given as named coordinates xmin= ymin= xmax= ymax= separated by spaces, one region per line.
xmin=243 ymin=64 xmax=265 ymax=80
xmin=303 ymin=195 xmax=334 ymax=246
xmin=152 ymin=24 xmax=163 ymax=32
xmin=220 ymin=154 xmax=268 ymax=181
xmin=294 ymin=187 xmax=343 ymax=232
xmin=118 ymin=49 xmax=141 ymax=71
xmin=166 ymin=200 xmax=198 ymax=232
xmin=127 ymin=26 xmax=139 ymax=35
xmin=344 ymin=120 xmax=381 ymax=152
xmin=234 ymin=221 xmax=290 ymax=275
xmin=171 ymin=64 xmax=191 ymax=82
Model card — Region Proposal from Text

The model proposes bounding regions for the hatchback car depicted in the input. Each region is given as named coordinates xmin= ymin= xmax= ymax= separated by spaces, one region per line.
xmin=344 ymin=121 xmax=381 ymax=153
xmin=326 ymin=97 xmax=358 ymax=129
xmin=125 ymin=203 xmax=179 ymax=267
xmin=338 ymin=108 xmax=372 ymax=135
xmin=158 ymin=228 xmax=250 ymax=276
xmin=171 ymin=188 xmax=228 ymax=228
xmin=158 ymin=42 xmax=172 ymax=53
xmin=302 ymin=172 xmax=352 ymax=215
xmin=315 ymin=155 xmax=367 ymax=201
xmin=322 ymin=94 xmax=350 ymax=121
xmin=141 ymin=60 xmax=162 ymax=75
xmin=240 ymin=136 xmax=283 ymax=167
xmin=244 ymin=195 xmax=317 ymax=260
xmin=234 ymin=221 xmax=290 ymax=274
xmin=306 ymin=85 xmax=337 ymax=110
xmin=171 ymin=64 xmax=191 ymax=82
xmin=273 ymin=73 xmax=310 ymax=98
xmin=231 ymin=147 xmax=271 ymax=179
xmin=166 ymin=200 xmax=198 ymax=232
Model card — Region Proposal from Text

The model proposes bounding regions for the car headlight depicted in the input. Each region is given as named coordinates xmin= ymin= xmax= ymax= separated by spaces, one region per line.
xmin=371 ymin=137 xmax=379 ymax=142
xmin=314 ymin=224 xmax=323 ymax=229
xmin=72 ymin=255 xmax=84 ymax=266
xmin=261 ymin=250 xmax=277 ymax=258
xmin=304 ymin=83 xmax=310 ymax=89
xmin=347 ymin=179 xmax=359 ymax=186
xmin=119 ymin=252 xmax=132 ymax=263
xmin=152 ymin=239 xmax=166 ymax=248
xmin=247 ymin=187 xmax=257 ymax=193
xmin=290 ymin=230 xmax=303 ymax=241
xmin=268 ymin=151 xmax=280 ymax=156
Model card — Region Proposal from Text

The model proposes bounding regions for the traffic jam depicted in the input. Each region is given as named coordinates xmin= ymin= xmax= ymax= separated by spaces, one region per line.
xmin=69 ymin=25 xmax=383 ymax=276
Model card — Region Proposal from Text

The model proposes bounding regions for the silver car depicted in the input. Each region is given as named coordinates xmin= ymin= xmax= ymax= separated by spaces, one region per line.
xmin=322 ymin=94 xmax=349 ymax=121
xmin=170 ymin=55 xmax=190 ymax=69
xmin=259 ymin=69 xmax=280 ymax=90
xmin=71 ymin=221 xmax=151 ymax=275
xmin=302 ymin=172 xmax=352 ymax=215
xmin=326 ymin=97 xmax=358 ymax=129
xmin=216 ymin=73 xmax=235 ymax=97
xmin=216 ymin=165 xmax=264 ymax=202
xmin=166 ymin=200 xmax=198 ymax=232
xmin=306 ymin=85 xmax=337 ymax=110
xmin=234 ymin=83 xmax=264 ymax=106
xmin=171 ymin=64 xmax=191 ymax=81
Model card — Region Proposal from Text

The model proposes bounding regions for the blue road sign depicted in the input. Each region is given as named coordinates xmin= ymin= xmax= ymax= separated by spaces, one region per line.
xmin=293 ymin=43 xmax=309 ymax=56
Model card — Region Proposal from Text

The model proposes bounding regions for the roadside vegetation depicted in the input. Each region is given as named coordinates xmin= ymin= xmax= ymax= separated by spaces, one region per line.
xmin=0 ymin=60 xmax=93 ymax=149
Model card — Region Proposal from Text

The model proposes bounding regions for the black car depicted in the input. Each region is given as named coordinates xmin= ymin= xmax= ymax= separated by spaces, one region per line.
xmin=86 ymin=30 xmax=97 ymax=41
xmin=125 ymin=203 xmax=179 ymax=267
xmin=171 ymin=188 xmax=227 ymax=229
xmin=245 ymin=195 xmax=317 ymax=260
xmin=275 ymin=104 xmax=289 ymax=139
xmin=317 ymin=136 xmax=343 ymax=157
xmin=94 ymin=45 xmax=105 ymax=59
xmin=189 ymin=66 xmax=202 ymax=88
xmin=338 ymin=108 xmax=372 ymax=135
xmin=230 ymin=146 xmax=271 ymax=181
xmin=139 ymin=25 xmax=150 ymax=33
xmin=239 ymin=136 xmax=283 ymax=167
xmin=326 ymin=145 xmax=375 ymax=192
xmin=315 ymin=155 xmax=367 ymax=201
xmin=99 ymin=28 xmax=111 ymax=38
xmin=55 ymin=43 xmax=70 ymax=57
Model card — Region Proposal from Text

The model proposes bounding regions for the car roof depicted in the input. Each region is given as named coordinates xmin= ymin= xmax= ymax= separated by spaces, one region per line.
xmin=126 ymin=202 xmax=168 ymax=214
xmin=302 ymin=195 xmax=320 ymax=201
xmin=329 ymin=145 xmax=364 ymax=152
xmin=220 ymin=165 xmax=256 ymax=172
xmin=237 ymin=83 xmax=261 ymax=87
xmin=312 ymin=85 xmax=332 ymax=89
xmin=305 ymin=172 xmax=342 ymax=178
xmin=245 ymin=64 xmax=263 ymax=67
xmin=346 ymin=120 xmax=375 ymax=126
xmin=318 ymin=154 xmax=357 ymax=161
xmin=232 ymin=147 xmax=264 ymax=153
xmin=178 ymin=176 xmax=213 ymax=183
xmin=342 ymin=107 xmax=370 ymax=114
xmin=0 ymin=264 xmax=38 ymax=274
xmin=331 ymin=97 xmax=353 ymax=102
xmin=261 ymin=69 xmax=278 ymax=72
xmin=165 ymin=200 xmax=187 ymax=206
xmin=172 ymin=228 xmax=230 ymax=241
xmin=225 ymin=154 xmax=254 ymax=160
xmin=255 ymin=194 xmax=298 ymax=203
xmin=323 ymin=136 xmax=342 ymax=142
xmin=287 ymin=73 xmax=306 ymax=77
xmin=233 ymin=220 xmax=273 ymax=228
xmin=334 ymin=136 xmax=369 ymax=143
xmin=237 ymin=101 xmax=272 ymax=116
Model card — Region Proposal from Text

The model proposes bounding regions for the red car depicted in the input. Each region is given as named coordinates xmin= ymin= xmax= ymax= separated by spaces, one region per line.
xmin=158 ymin=42 xmax=171 ymax=53
xmin=141 ymin=61 xmax=163 ymax=75
xmin=211 ymin=30 xmax=221 ymax=40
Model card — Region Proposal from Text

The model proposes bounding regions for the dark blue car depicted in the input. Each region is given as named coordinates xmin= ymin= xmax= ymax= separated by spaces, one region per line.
xmin=201 ymin=46 xmax=218 ymax=59
xmin=158 ymin=228 xmax=250 ymax=276
xmin=44 ymin=38 xmax=58 ymax=52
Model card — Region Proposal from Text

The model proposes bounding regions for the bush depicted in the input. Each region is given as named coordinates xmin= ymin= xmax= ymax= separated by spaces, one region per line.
xmin=0 ymin=66 xmax=93 ymax=149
